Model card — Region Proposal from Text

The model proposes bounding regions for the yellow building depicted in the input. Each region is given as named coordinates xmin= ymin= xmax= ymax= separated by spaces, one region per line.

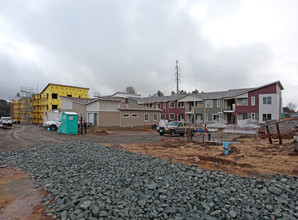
xmin=14 ymin=83 xmax=89 ymax=124
xmin=12 ymin=99 xmax=21 ymax=122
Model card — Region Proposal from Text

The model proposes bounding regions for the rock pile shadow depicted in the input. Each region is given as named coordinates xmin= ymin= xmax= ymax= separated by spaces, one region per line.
xmin=0 ymin=141 xmax=297 ymax=219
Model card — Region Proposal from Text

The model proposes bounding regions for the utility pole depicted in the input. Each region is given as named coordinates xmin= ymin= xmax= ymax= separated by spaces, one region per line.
xmin=176 ymin=60 xmax=179 ymax=94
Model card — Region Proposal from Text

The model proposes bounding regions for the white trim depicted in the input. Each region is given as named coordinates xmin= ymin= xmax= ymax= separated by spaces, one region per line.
xmin=144 ymin=113 xmax=149 ymax=122
xmin=217 ymin=100 xmax=220 ymax=108
xmin=212 ymin=113 xmax=220 ymax=121
xmin=205 ymin=100 xmax=213 ymax=108
xmin=251 ymin=96 xmax=255 ymax=106
xmin=131 ymin=113 xmax=138 ymax=118
xmin=153 ymin=113 xmax=158 ymax=121
xmin=205 ymin=113 xmax=208 ymax=121
xmin=178 ymin=102 xmax=185 ymax=108
xmin=169 ymin=102 xmax=175 ymax=108
xmin=122 ymin=113 xmax=130 ymax=118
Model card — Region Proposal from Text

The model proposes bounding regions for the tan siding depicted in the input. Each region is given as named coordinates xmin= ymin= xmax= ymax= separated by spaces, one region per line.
xmin=120 ymin=110 xmax=160 ymax=127
xmin=99 ymin=111 xmax=120 ymax=127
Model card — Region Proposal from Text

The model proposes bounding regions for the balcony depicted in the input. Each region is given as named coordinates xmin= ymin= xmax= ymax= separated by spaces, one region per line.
xmin=185 ymin=106 xmax=194 ymax=114
xmin=224 ymin=104 xmax=235 ymax=113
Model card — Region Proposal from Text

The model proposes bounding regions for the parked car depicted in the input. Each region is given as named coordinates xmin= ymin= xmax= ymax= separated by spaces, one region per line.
xmin=43 ymin=118 xmax=62 ymax=131
xmin=0 ymin=117 xmax=13 ymax=126
xmin=157 ymin=121 xmax=196 ymax=136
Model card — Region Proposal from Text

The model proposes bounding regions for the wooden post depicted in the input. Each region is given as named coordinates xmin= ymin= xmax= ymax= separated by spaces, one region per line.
xmin=265 ymin=125 xmax=272 ymax=144
xmin=276 ymin=122 xmax=282 ymax=145
xmin=220 ymin=128 xmax=223 ymax=144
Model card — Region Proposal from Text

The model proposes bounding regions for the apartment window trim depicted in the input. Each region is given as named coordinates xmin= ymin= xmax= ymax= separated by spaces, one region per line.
xmin=144 ymin=113 xmax=149 ymax=122
xmin=122 ymin=113 xmax=130 ymax=118
xmin=205 ymin=100 xmax=213 ymax=108
xmin=178 ymin=102 xmax=185 ymax=108
xmin=217 ymin=100 xmax=220 ymax=108
xmin=243 ymin=113 xmax=248 ymax=120
xmin=251 ymin=96 xmax=255 ymax=106
xmin=131 ymin=113 xmax=138 ymax=118
xmin=169 ymin=113 xmax=175 ymax=120
xmin=169 ymin=102 xmax=175 ymax=108
xmin=212 ymin=113 xmax=220 ymax=121
xmin=263 ymin=96 xmax=272 ymax=105
xmin=156 ymin=103 xmax=161 ymax=109
xmin=163 ymin=102 xmax=166 ymax=109
xmin=153 ymin=113 xmax=158 ymax=121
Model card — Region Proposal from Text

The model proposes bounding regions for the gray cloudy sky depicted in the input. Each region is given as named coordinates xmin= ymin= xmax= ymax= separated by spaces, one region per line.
xmin=0 ymin=0 xmax=297 ymax=108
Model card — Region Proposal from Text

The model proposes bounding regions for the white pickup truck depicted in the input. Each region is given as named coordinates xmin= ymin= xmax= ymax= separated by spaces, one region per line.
xmin=0 ymin=117 xmax=13 ymax=126
xmin=43 ymin=118 xmax=62 ymax=131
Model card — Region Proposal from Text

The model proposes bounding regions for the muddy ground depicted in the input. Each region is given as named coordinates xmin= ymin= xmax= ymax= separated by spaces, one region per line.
xmin=0 ymin=124 xmax=297 ymax=219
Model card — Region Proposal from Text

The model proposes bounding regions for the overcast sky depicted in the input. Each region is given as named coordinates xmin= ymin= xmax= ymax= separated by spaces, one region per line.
xmin=0 ymin=0 xmax=297 ymax=109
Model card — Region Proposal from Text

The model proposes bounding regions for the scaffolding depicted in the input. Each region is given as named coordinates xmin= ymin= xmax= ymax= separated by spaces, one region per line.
xmin=17 ymin=86 xmax=38 ymax=124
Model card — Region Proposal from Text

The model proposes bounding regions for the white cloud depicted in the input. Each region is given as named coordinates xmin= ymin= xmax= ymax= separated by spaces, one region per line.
xmin=0 ymin=0 xmax=297 ymax=108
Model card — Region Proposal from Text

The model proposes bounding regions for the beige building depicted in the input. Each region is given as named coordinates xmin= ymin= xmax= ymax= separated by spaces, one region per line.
xmin=60 ymin=97 xmax=160 ymax=127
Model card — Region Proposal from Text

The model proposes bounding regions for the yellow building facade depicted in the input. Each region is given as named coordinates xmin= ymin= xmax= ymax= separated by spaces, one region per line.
xmin=13 ymin=84 xmax=89 ymax=124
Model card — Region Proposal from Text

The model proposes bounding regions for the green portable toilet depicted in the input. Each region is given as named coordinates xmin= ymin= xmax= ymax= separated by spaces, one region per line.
xmin=60 ymin=112 xmax=78 ymax=134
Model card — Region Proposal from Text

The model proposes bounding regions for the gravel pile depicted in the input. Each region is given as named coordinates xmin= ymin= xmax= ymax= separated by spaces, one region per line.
xmin=0 ymin=141 xmax=297 ymax=220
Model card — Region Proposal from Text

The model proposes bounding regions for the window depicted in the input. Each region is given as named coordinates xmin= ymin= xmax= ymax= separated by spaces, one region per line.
xmin=122 ymin=114 xmax=130 ymax=118
xmin=169 ymin=102 xmax=175 ymax=108
xmin=178 ymin=114 xmax=184 ymax=121
xmin=217 ymin=100 xmax=220 ymax=108
xmin=154 ymin=113 xmax=158 ymax=121
xmin=163 ymin=102 xmax=166 ymax=109
xmin=263 ymin=114 xmax=272 ymax=121
xmin=263 ymin=96 xmax=272 ymax=104
xmin=161 ymin=114 xmax=166 ymax=119
xmin=79 ymin=112 xmax=83 ymax=118
xmin=242 ymin=98 xmax=248 ymax=105
xmin=251 ymin=113 xmax=255 ymax=120
xmin=156 ymin=103 xmax=161 ymax=109
xmin=52 ymin=93 xmax=58 ymax=99
xmin=243 ymin=113 xmax=248 ymax=119
xmin=52 ymin=105 xmax=57 ymax=109
xmin=205 ymin=100 xmax=213 ymax=108
xmin=67 ymin=94 xmax=72 ymax=97
xmin=169 ymin=113 xmax=175 ymax=120
xmin=212 ymin=114 xmax=220 ymax=121
xmin=251 ymin=96 xmax=255 ymax=106
xmin=205 ymin=113 xmax=208 ymax=121
xmin=132 ymin=114 xmax=138 ymax=118
xmin=144 ymin=113 xmax=149 ymax=121
xmin=178 ymin=102 xmax=184 ymax=108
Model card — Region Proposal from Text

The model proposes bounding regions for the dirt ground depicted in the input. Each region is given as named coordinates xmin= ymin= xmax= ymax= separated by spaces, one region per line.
xmin=0 ymin=124 xmax=297 ymax=219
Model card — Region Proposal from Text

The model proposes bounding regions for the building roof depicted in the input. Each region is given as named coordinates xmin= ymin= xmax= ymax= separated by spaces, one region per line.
xmin=119 ymin=103 xmax=161 ymax=111
xmin=131 ymin=94 xmax=187 ymax=104
xmin=40 ymin=83 xmax=89 ymax=94
xmin=60 ymin=96 xmax=96 ymax=104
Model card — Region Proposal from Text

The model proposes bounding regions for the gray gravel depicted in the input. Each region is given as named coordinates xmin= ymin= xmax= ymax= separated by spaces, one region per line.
xmin=0 ymin=141 xmax=297 ymax=220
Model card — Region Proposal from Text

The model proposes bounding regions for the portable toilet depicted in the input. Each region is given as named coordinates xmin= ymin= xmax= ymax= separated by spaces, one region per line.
xmin=60 ymin=112 xmax=78 ymax=134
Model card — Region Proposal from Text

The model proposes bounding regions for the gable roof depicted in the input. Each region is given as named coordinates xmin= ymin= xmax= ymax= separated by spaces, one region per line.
xmin=60 ymin=96 xmax=95 ymax=105
xmin=131 ymin=94 xmax=187 ymax=104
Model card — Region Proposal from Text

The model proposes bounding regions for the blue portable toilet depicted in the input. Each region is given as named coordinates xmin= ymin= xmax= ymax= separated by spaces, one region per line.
xmin=223 ymin=142 xmax=229 ymax=155
xmin=60 ymin=112 xmax=78 ymax=134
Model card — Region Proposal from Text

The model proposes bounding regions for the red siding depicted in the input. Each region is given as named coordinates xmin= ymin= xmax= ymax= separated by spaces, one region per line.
xmin=235 ymin=83 xmax=277 ymax=114
xmin=159 ymin=101 xmax=185 ymax=121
